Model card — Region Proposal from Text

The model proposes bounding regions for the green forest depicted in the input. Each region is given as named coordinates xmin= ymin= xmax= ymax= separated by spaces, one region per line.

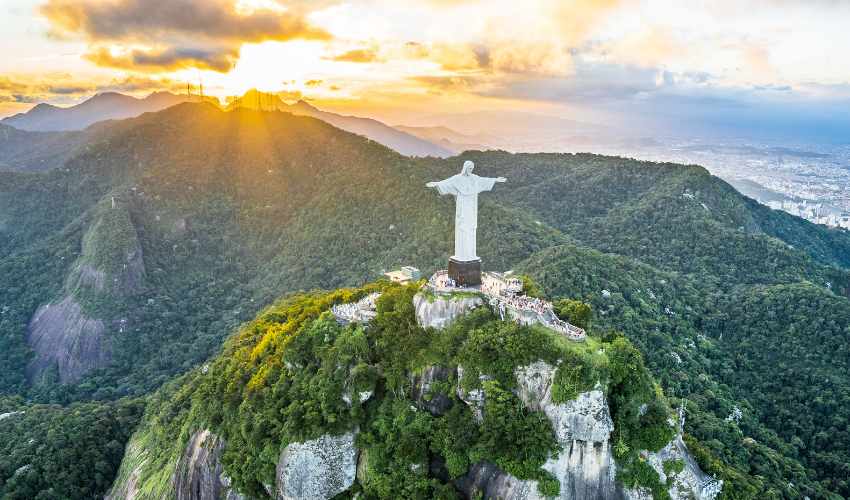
xmin=1 ymin=103 xmax=850 ymax=498
xmin=0 ymin=397 xmax=144 ymax=499
xmin=110 ymin=282 xmax=677 ymax=499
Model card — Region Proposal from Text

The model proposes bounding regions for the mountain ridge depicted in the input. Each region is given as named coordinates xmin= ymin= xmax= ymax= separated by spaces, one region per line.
xmin=1 ymin=103 xmax=849 ymax=497
xmin=228 ymin=89 xmax=453 ymax=158
xmin=1 ymin=91 xmax=206 ymax=132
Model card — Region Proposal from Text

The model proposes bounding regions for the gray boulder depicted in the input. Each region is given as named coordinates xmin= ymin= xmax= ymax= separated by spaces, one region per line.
xmin=276 ymin=432 xmax=357 ymax=500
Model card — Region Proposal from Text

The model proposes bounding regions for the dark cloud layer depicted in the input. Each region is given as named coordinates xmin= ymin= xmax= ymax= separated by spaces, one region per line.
xmin=41 ymin=0 xmax=331 ymax=72
xmin=85 ymin=46 xmax=236 ymax=72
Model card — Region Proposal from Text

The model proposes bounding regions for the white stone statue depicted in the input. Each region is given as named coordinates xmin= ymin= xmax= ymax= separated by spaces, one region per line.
xmin=427 ymin=161 xmax=506 ymax=262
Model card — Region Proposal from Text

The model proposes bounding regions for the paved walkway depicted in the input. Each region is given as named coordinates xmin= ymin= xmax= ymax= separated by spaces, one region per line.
xmin=426 ymin=270 xmax=586 ymax=341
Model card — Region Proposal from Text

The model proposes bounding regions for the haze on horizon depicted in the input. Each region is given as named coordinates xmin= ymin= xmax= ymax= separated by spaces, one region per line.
xmin=2 ymin=0 xmax=849 ymax=142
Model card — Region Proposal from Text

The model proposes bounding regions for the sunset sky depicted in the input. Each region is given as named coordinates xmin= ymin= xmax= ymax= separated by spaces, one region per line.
xmin=2 ymin=0 xmax=849 ymax=133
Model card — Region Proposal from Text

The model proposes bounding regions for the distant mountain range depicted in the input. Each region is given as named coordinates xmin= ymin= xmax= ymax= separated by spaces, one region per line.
xmin=393 ymin=124 xmax=494 ymax=154
xmin=1 ymin=92 xmax=208 ymax=132
xmin=229 ymin=89 xmax=453 ymax=157
xmin=3 ymin=90 xmax=456 ymax=158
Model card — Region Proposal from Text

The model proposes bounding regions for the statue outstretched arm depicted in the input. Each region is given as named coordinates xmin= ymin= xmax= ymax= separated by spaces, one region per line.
xmin=426 ymin=181 xmax=439 ymax=188
xmin=495 ymin=177 xmax=507 ymax=183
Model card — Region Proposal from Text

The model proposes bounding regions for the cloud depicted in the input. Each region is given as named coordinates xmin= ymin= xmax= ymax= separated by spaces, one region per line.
xmin=328 ymin=48 xmax=380 ymax=63
xmin=393 ymin=0 xmax=624 ymax=78
xmin=0 ymin=75 xmax=187 ymax=104
xmin=410 ymin=75 xmax=481 ymax=93
xmin=85 ymin=46 xmax=236 ymax=72
xmin=40 ymin=0 xmax=332 ymax=72
xmin=276 ymin=90 xmax=304 ymax=100
xmin=305 ymin=79 xmax=323 ymax=87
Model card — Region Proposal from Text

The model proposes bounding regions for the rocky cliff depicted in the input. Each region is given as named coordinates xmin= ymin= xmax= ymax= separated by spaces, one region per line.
xmin=173 ymin=430 xmax=246 ymax=500
xmin=107 ymin=284 xmax=725 ymax=500
xmin=26 ymin=198 xmax=145 ymax=383
xmin=26 ymin=296 xmax=109 ymax=384
xmin=449 ymin=359 xmax=719 ymax=500
xmin=413 ymin=292 xmax=483 ymax=329
xmin=106 ymin=429 xmax=247 ymax=500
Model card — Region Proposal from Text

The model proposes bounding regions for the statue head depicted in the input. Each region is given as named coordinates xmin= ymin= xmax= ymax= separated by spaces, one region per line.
xmin=461 ymin=160 xmax=475 ymax=175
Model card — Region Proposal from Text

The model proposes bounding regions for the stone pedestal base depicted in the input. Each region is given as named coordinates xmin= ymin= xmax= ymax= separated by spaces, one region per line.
xmin=448 ymin=258 xmax=482 ymax=287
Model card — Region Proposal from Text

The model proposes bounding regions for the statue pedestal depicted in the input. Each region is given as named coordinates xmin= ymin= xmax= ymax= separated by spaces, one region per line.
xmin=448 ymin=258 xmax=482 ymax=287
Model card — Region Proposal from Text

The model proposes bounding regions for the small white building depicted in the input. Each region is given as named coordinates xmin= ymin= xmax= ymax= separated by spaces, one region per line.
xmin=384 ymin=266 xmax=421 ymax=284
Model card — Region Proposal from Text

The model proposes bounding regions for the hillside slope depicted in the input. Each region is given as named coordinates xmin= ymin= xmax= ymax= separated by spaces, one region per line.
xmin=2 ymin=104 xmax=850 ymax=497
xmin=228 ymin=91 xmax=452 ymax=157
xmin=0 ymin=103 xmax=560 ymax=400
xmin=107 ymin=283 xmax=715 ymax=500
xmin=0 ymin=124 xmax=86 ymax=172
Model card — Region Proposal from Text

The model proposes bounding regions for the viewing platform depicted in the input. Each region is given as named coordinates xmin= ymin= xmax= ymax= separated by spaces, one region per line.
xmin=332 ymin=292 xmax=381 ymax=324
xmin=424 ymin=270 xmax=586 ymax=341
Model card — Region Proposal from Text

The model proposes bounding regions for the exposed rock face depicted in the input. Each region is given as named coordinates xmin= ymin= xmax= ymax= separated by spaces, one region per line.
xmin=413 ymin=292 xmax=483 ymax=329
xmin=456 ymin=461 xmax=543 ymax=500
xmin=511 ymin=361 xmax=620 ymax=499
xmin=456 ymin=365 xmax=488 ymax=423
xmin=411 ymin=365 xmax=455 ymax=415
xmin=342 ymin=390 xmax=373 ymax=406
xmin=626 ymin=436 xmax=722 ymax=500
xmin=25 ymin=201 xmax=147 ymax=385
xmin=174 ymin=430 xmax=247 ymax=500
xmin=515 ymin=362 xmax=614 ymax=443
xmin=105 ymin=441 xmax=146 ymax=500
xmin=70 ymin=263 xmax=107 ymax=292
xmin=276 ymin=432 xmax=357 ymax=500
xmin=26 ymin=296 xmax=110 ymax=384
xmin=542 ymin=440 xmax=621 ymax=500
xmin=67 ymin=201 xmax=147 ymax=297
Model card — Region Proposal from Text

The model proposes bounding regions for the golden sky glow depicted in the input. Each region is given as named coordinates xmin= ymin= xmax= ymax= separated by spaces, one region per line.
xmin=2 ymin=0 xmax=850 ymax=124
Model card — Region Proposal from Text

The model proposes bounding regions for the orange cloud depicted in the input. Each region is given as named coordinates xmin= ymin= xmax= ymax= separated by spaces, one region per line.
xmin=329 ymin=48 xmax=380 ymax=63
xmin=40 ymin=0 xmax=331 ymax=72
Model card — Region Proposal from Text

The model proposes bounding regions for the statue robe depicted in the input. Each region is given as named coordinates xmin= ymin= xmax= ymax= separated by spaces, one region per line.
xmin=431 ymin=173 xmax=499 ymax=262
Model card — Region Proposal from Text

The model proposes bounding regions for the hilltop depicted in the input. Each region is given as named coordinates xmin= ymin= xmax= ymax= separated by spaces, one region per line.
xmin=229 ymin=89 xmax=452 ymax=157
xmin=1 ymin=103 xmax=850 ymax=497
xmin=106 ymin=282 xmax=713 ymax=500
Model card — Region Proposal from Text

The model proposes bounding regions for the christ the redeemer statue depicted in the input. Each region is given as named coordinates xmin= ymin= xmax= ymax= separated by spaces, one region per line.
xmin=427 ymin=160 xmax=506 ymax=286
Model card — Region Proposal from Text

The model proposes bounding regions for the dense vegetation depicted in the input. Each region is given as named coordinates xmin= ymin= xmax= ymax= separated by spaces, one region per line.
xmin=0 ymin=397 xmax=144 ymax=499
xmin=0 ymin=104 xmax=562 ymax=403
xmin=2 ymin=104 xmax=850 ymax=496
xmin=112 ymin=283 xmax=675 ymax=499
xmin=519 ymin=244 xmax=849 ymax=497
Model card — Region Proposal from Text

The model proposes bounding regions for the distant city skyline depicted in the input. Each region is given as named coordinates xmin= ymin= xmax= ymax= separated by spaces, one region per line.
xmin=2 ymin=0 xmax=850 ymax=141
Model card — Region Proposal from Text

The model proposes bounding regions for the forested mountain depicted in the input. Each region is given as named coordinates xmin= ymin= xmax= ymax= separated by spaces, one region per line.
xmin=0 ymin=124 xmax=87 ymax=172
xmin=1 ymin=103 xmax=849 ymax=498
xmin=0 ymin=92 xmax=197 ymax=132
xmin=229 ymin=90 xmax=453 ymax=157
xmin=105 ymin=283 xmax=700 ymax=500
